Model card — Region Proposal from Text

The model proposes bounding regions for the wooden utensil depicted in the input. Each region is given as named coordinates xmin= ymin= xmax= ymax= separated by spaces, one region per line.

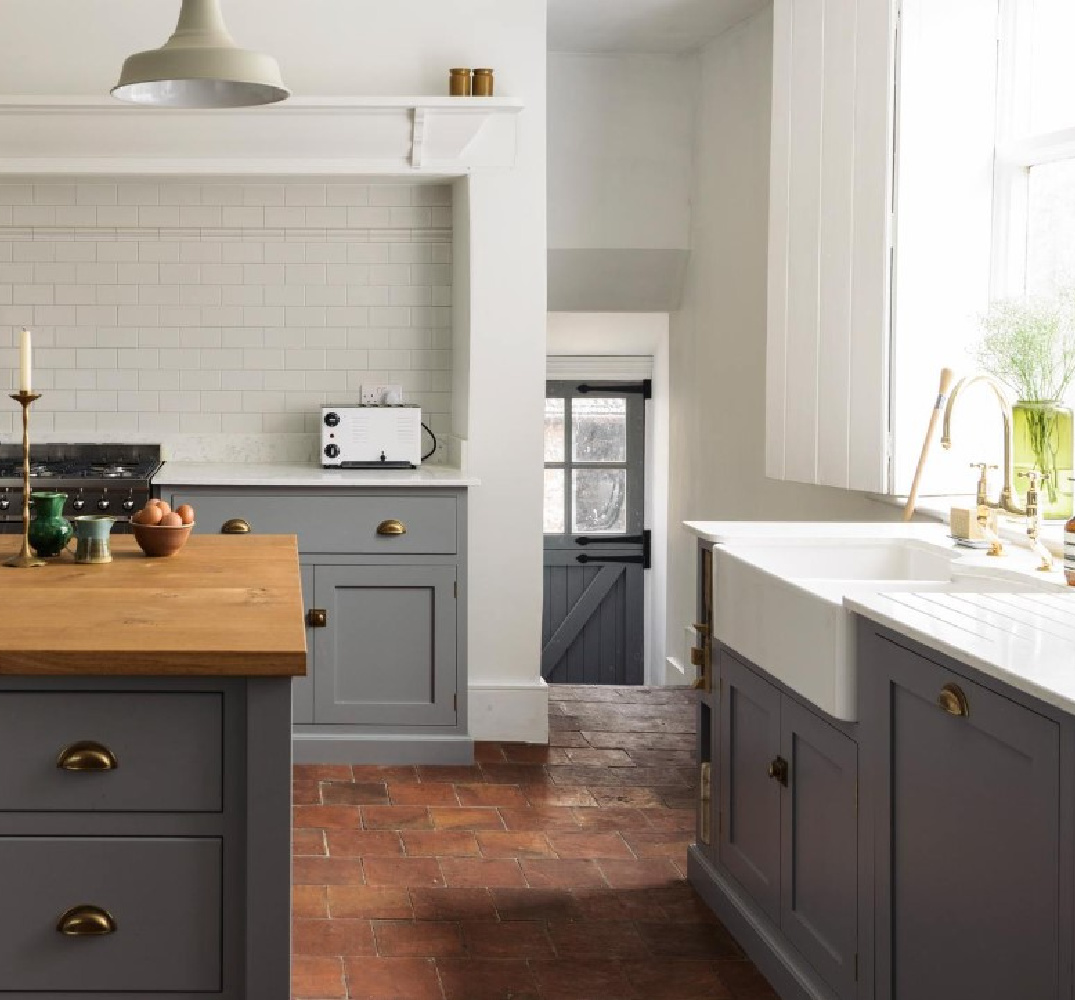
xmin=902 ymin=368 xmax=955 ymax=521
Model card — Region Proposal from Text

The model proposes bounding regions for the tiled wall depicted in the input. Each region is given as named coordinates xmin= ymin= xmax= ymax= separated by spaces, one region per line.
xmin=0 ymin=180 xmax=453 ymax=462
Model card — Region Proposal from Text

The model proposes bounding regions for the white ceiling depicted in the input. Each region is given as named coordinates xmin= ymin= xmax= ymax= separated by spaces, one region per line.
xmin=547 ymin=0 xmax=769 ymax=54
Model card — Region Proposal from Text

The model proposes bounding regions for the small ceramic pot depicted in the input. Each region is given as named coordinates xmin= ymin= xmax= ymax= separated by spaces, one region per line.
xmin=70 ymin=515 xmax=117 ymax=564
xmin=28 ymin=491 xmax=73 ymax=557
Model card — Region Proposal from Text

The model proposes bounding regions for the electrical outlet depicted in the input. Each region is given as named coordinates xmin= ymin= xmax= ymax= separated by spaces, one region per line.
xmin=361 ymin=384 xmax=403 ymax=405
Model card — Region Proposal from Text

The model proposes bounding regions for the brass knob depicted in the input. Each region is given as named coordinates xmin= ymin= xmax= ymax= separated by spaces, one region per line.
xmin=57 ymin=741 xmax=118 ymax=772
xmin=57 ymin=905 xmax=116 ymax=937
xmin=938 ymin=683 xmax=970 ymax=717
xmin=221 ymin=518 xmax=251 ymax=535
xmin=376 ymin=519 xmax=407 ymax=536
xmin=307 ymin=608 xmax=328 ymax=629
xmin=768 ymin=756 xmax=789 ymax=786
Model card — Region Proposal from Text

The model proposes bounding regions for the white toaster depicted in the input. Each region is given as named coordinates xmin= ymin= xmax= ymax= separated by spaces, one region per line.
xmin=320 ymin=404 xmax=423 ymax=469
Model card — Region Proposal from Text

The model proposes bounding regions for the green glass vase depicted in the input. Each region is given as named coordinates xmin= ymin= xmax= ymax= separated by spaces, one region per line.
xmin=28 ymin=491 xmax=73 ymax=557
xmin=1012 ymin=401 xmax=1074 ymax=520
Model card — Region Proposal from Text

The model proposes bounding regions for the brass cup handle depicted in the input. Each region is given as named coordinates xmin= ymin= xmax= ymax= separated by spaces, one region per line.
xmin=57 ymin=741 xmax=118 ymax=772
xmin=57 ymin=905 xmax=117 ymax=937
xmin=221 ymin=518 xmax=251 ymax=535
xmin=938 ymin=683 xmax=970 ymax=718
xmin=376 ymin=519 xmax=407 ymax=536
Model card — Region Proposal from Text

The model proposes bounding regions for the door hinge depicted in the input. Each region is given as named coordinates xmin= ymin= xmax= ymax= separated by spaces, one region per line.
xmin=306 ymin=608 xmax=328 ymax=628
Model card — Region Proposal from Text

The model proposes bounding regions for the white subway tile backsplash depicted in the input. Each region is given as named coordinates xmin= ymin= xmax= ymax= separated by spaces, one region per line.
xmin=0 ymin=178 xmax=452 ymax=456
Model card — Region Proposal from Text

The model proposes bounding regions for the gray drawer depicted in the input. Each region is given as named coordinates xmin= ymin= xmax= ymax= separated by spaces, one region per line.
xmin=0 ymin=837 xmax=221 ymax=993
xmin=167 ymin=490 xmax=458 ymax=554
xmin=0 ymin=692 xmax=222 ymax=813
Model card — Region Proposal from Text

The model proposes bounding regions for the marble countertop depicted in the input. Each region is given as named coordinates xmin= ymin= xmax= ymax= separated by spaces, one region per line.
xmin=154 ymin=462 xmax=480 ymax=489
xmin=848 ymin=590 xmax=1075 ymax=716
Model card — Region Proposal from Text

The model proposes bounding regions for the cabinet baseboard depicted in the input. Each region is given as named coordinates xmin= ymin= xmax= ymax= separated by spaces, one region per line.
xmin=292 ymin=732 xmax=474 ymax=765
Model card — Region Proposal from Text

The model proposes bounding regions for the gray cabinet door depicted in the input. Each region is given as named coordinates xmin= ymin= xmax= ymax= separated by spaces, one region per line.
xmin=867 ymin=632 xmax=1061 ymax=1000
xmin=293 ymin=563 xmax=314 ymax=724
xmin=719 ymin=648 xmax=782 ymax=922
xmin=780 ymin=697 xmax=858 ymax=999
xmin=313 ymin=564 xmax=457 ymax=727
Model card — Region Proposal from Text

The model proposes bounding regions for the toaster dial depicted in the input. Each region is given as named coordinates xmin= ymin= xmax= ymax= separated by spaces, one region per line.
xmin=324 ymin=443 xmax=341 ymax=460
xmin=324 ymin=411 xmax=340 ymax=427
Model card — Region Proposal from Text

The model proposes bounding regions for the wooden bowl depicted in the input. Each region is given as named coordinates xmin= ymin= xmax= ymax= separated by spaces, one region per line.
xmin=132 ymin=521 xmax=194 ymax=557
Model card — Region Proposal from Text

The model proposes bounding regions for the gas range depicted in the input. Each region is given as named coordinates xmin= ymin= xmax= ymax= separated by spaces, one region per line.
xmin=0 ymin=444 xmax=163 ymax=532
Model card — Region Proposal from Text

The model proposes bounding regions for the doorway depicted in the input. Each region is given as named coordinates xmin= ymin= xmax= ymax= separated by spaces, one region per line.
xmin=541 ymin=379 xmax=648 ymax=684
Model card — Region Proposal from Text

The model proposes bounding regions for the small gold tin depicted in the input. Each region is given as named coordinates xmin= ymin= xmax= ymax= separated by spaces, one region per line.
xmin=472 ymin=68 xmax=495 ymax=97
xmin=449 ymin=68 xmax=472 ymax=96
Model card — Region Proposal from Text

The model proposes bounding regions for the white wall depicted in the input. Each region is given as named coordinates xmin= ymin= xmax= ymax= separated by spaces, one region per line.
xmin=0 ymin=0 xmax=549 ymax=743
xmin=546 ymin=53 xmax=697 ymax=311
xmin=666 ymin=8 xmax=900 ymax=675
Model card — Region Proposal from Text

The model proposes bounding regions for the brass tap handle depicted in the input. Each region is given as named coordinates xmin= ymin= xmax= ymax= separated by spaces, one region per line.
xmin=56 ymin=741 xmax=118 ymax=772
xmin=1019 ymin=471 xmax=1041 ymax=519
xmin=221 ymin=518 xmax=251 ymax=535
xmin=937 ymin=683 xmax=970 ymax=718
xmin=376 ymin=519 xmax=407 ymax=536
xmin=56 ymin=905 xmax=117 ymax=937
xmin=970 ymin=462 xmax=999 ymax=508
xmin=767 ymin=756 xmax=789 ymax=786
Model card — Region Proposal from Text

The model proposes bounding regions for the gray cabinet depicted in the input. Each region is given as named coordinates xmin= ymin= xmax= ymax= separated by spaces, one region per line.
xmin=312 ymin=564 xmax=457 ymax=727
xmin=0 ymin=674 xmax=292 ymax=1000
xmin=715 ymin=646 xmax=859 ymax=999
xmin=861 ymin=626 xmax=1063 ymax=1000
xmin=163 ymin=486 xmax=470 ymax=764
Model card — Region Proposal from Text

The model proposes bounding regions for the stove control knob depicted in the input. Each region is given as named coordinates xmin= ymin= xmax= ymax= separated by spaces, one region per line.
xmin=0 ymin=494 xmax=9 ymax=512
xmin=96 ymin=498 xmax=111 ymax=512
xmin=121 ymin=497 xmax=136 ymax=512
xmin=72 ymin=495 xmax=86 ymax=512
xmin=324 ymin=411 xmax=341 ymax=428
xmin=324 ymin=443 xmax=341 ymax=460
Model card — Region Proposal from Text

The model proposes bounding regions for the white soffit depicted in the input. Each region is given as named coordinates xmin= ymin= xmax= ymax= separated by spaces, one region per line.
xmin=547 ymin=355 xmax=654 ymax=380
xmin=547 ymin=0 xmax=767 ymax=53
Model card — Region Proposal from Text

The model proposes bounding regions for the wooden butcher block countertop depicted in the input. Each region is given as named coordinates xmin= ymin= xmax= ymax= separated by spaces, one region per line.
xmin=0 ymin=534 xmax=306 ymax=676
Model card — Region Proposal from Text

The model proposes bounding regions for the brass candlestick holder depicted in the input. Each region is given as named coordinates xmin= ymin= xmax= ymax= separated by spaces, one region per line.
xmin=5 ymin=390 xmax=44 ymax=568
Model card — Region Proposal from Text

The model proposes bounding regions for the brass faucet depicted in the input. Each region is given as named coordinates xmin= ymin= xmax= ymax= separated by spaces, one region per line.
xmin=1020 ymin=470 xmax=1055 ymax=572
xmin=970 ymin=461 xmax=1004 ymax=556
xmin=941 ymin=374 xmax=1026 ymax=516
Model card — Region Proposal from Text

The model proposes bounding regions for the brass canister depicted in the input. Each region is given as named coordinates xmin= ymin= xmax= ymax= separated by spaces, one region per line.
xmin=449 ymin=68 xmax=472 ymax=96
xmin=472 ymin=68 xmax=495 ymax=97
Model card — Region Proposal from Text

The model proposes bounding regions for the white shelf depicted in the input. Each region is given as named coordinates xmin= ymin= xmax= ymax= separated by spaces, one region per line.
xmin=0 ymin=95 xmax=524 ymax=175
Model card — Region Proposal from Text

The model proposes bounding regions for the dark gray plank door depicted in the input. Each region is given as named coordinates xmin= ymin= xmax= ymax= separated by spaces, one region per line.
xmin=718 ymin=649 xmax=782 ymax=922
xmin=542 ymin=380 xmax=646 ymax=685
xmin=780 ymin=697 xmax=858 ymax=998
xmin=312 ymin=565 xmax=457 ymax=727
xmin=867 ymin=632 xmax=1060 ymax=1000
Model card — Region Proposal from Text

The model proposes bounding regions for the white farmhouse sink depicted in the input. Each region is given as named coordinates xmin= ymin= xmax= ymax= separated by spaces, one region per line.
xmin=713 ymin=536 xmax=1066 ymax=722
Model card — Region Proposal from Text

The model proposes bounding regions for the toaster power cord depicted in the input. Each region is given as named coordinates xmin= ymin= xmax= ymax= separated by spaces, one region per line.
xmin=421 ymin=422 xmax=437 ymax=462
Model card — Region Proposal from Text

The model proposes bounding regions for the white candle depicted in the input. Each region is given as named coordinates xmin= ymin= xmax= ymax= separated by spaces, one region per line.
xmin=18 ymin=328 xmax=30 ymax=394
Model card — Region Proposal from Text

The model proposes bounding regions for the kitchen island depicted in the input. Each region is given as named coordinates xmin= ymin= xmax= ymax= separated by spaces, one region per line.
xmin=0 ymin=534 xmax=305 ymax=1000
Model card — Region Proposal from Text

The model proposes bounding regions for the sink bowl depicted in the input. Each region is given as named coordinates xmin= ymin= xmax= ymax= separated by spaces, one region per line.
xmin=713 ymin=536 xmax=1065 ymax=722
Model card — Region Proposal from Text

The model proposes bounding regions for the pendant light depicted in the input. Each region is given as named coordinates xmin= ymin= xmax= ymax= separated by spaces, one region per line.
xmin=112 ymin=0 xmax=289 ymax=108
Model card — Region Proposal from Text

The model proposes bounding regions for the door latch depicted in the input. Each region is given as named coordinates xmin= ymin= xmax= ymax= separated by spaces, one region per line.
xmin=307 ymin=608 xmax=328 ymax=628
xmin=768 ymin=756 xmax=789 ymax=787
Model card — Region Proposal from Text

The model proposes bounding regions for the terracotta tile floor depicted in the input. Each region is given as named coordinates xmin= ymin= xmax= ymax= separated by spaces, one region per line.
xmin=292 ymin=685 xmax=776 ymax=1000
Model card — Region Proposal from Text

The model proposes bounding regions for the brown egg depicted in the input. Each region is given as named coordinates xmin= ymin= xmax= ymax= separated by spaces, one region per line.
xmin=134 ymin=505 xmax=164 ymax=526
xmin=159 ymin=511 xmax=183 ymax=527
xmin=149 ymin=499 xmax=171 ymax=515
xmin=176 ymin=504 xmax=195 ymax=525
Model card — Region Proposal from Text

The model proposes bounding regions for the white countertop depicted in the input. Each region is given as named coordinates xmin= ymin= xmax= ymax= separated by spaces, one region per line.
xmin=684 ymin=520 xmax=949 ymax=544
xmin=153 ymin=462 xmax=480 ymax=489
xmin=848 ymin=590 xmax=1075 ymax=715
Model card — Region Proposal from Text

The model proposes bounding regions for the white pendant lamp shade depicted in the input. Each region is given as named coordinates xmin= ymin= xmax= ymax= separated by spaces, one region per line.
xmin=112 ymin=0 xmax=289 ymax=108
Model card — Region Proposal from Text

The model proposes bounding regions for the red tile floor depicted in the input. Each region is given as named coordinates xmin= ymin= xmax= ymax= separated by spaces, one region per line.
xmin=292 ymin=685 xmax=776 ymax=1000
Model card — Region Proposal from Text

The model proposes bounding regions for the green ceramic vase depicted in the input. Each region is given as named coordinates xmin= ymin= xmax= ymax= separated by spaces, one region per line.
xmin=28 ymin=491 xmax=73 ymax=557
xmin=1013 ymin=401 xmax=1074 ymax=520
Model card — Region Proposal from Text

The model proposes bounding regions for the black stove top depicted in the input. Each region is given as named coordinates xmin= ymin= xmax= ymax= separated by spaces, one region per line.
xmin=0 ymin=444 xmax=163 ymax=486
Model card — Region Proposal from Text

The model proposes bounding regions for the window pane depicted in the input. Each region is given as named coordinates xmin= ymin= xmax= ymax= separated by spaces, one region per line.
xmin=1022 ymin=1 xmax=1075 ymax=136
xmin=572 ymin=397 xmax=627 ymax=463
xmin=544 ymin=398 xmax=565 ymax=462
xmin=543 ymin=469 xmax=565 ymax=534
xmin=1026 ymin=158 xmax=1075 ymax=298
xmin=572 ymin=469 xmax=627 ymax=534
